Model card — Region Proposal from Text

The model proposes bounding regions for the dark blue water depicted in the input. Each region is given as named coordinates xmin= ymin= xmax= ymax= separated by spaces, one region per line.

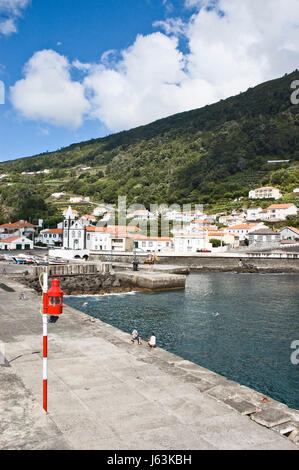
xmin=65 ymin=273 xmax=299 ymax=410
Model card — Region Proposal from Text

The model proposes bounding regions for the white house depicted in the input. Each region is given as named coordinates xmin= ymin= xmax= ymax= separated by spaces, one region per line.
xmin=174 ymin=232 xmax=212 ymax=254
xmin=0 ymin=221 xmax=36 ymax=240
xmin=128 ymin=209 xmax=155 ymax=221
xmin=102 ymin=212 xmax=115 ymax=222
xmin=86 ymin=227 xmax=111 ymax=251
xmin=134 ymin=235 xmax=173 ymax=253
xmin=69 ymin=197 xmax=83 ymax=203
xmin=93 ymin=207 xmax=108 ymax=217
xmin=223 ymin=223 xmax=267 ymax=241
xmin=191 ymin=219 xmax=218 ymax=230
xmin=164 ymin=210 xmax=202 ymax=223
xmin=39 ymin=228 xmax=63 ymax=246
xmin=249 ymin=186 xmax=282 ymax=200
xmin=207 ymin=231 xmax=240 ymax=248
xmin=266 ymin=204 xmax=297 ymax=221
xmin=51 ymin=192 xmax=65 ymax=199
xmin=280 ymin=227 xmax=299 ymax=240
xmin=248 ymin=229 xmax=281 ymax=248
xmin=0 ymin=236 xmax=33 ymax=250
xmin=86 ymin=227 xmax=134 ymax=252
xmin=246 ymin=207 xmax=263 ymax=221
xmin=80 ymin=214 xmax=97 ymax=225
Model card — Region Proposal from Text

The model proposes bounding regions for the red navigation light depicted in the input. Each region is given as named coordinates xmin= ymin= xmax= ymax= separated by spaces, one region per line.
xmin=47 ymin=279 xmax=65 ymax=316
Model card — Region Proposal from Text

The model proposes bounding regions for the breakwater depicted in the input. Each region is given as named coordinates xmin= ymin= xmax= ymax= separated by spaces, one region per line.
xmin=17 ymin=273 xmax=129 ymax=295
xmin=17 ymin=270 xmax=186 ymax=295
xmin=89 ymin=253 xmax=299 ymax=273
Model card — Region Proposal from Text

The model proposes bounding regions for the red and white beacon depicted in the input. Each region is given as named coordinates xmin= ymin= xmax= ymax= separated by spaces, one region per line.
xmin=46 ymin=279 xmax=66 ymax=323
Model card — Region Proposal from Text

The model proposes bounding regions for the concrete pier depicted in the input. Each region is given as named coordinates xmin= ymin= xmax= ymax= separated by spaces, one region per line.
xmin=114 ymin=271 xmax=186 ymax=291
xmin=0 ymin=279 xmax=298 ymax=450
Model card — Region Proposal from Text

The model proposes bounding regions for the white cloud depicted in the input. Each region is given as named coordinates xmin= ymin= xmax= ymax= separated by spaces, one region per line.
xmin=84 ymin=32 xmax=217 ymax=131
xmin=10 ymin=0 xmax=299 ymax=132
xmin=0 ymin=0 xmax=30 ymax=36
xmin=153 ymin=18 xmax=186 ymax=36
xmin=10 ymin=50 xmax=90 ymax=128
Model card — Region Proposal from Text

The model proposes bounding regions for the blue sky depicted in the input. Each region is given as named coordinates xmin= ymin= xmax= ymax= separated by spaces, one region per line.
xmin=0 ymin=0 xmax=298 ymax=162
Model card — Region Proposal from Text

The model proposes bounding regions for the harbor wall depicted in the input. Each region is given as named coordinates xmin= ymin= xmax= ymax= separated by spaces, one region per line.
xmin=89 ymin=253 xmax=299 ymax=272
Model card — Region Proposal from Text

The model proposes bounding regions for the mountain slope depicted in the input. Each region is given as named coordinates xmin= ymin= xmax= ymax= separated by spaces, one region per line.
xmin=0 ymin=70 xmax=298 ymax=222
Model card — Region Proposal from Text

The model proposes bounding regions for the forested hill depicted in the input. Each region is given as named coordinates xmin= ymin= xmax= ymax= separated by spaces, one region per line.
xmin=0 ymin=70 xmax=298 ymax=221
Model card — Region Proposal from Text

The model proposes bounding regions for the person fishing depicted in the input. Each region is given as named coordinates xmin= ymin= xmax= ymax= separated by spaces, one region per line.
xmin=131 ymin=327 xmax=141 ymax=345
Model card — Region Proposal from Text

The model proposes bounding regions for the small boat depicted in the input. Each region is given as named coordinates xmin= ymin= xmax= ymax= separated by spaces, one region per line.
xmin=13 ymin=256 xmax=28 ymax=264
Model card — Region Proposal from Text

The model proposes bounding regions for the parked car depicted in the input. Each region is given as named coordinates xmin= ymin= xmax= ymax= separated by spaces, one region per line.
xmin=198 ymin=248 xmax=211 ymax=253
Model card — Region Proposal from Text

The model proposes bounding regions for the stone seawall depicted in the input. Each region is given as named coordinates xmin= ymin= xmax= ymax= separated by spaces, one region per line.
xmin=16 ymin=273 xmax=131 ymax=296
xmin=17 ymin=270 xmax=186 ymax=295
xmin=89 ymin=253 xmax=299 ymax=273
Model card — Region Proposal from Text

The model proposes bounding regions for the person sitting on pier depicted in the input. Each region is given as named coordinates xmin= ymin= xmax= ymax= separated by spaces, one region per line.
xmin=148 ymin=333 xmax=156 ymax=349
xmin=131 ymin=328 xmax=141 ymax=345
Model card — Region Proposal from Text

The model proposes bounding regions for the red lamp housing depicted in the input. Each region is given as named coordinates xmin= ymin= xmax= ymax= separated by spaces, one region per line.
xmin=47 ymin=279 xmax=65 ymax=316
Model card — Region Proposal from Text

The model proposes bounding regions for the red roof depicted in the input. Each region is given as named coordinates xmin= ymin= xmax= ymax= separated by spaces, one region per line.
xmin=267 ymin=204 xmax=295 ymax=210
xmin=0 ymin=236 xmax=23 ymax=243
xmin=0 ymin=221 xmax=36 ymax=229
xmin=227 ymin=224 xmax=258 ymax=230
xmin=44 ymin=228 xmax=63 ymax=234
xmin=133 ymin=235 xmax=172 ymax=241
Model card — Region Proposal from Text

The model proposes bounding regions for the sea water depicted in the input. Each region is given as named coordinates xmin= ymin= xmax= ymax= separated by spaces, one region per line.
xmin=65 ymin=273 xmax=299 ymax=410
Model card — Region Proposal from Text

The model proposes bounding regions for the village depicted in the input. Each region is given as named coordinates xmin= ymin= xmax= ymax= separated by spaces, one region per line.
xmin=0 ymin=185 xmax=298 ymax=261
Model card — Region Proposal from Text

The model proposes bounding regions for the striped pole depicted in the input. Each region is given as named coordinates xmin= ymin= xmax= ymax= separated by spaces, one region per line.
xmin=42 ymin=271 xmax=48 ymax=413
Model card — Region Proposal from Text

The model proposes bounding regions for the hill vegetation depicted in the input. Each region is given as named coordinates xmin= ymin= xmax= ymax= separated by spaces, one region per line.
xmin=0 ymin=70 xmax=298 ymax=225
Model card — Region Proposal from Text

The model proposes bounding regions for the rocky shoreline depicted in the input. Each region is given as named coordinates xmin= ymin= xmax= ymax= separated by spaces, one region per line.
xmin=15 ymin=273 xmax=135 ymax=296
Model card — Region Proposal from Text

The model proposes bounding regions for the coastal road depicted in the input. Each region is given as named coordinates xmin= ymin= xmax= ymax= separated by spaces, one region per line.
xmin=0 ymin=278 xmax=298 ymax=450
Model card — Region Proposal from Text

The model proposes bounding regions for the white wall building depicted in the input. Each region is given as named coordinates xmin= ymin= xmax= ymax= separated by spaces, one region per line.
xmin=134 ymin=236 xmax=173 ymax=253
xmin=0 ymin=236 xmax=33 ymax=250
xmin=51 ymin=192 xmax=65 ymax=199
xmin=80 ymin=214 xmax=97 ymax=225
xmin=246 ymin=207 xmax=263 ymax=221
xmin=93 ymin=207 xmax=108 ymax=217
xmin=249 ymin=186 xmax=282 ymax=200
xmin=223 ymin=223 xmax=267 ymax=241
xmin=0 ymin=221 xmax=36 ymax=241
xmin=280 ymin=227 xmax=299 ymax=240
xmin=174 ymin=233 xmax=212 ymax=254
xmin=39 ymin=228 xmax=63 ymax=246
xmin=266 ymin=204 xmax=297 ymax=221
xmin=69 ymin=197 xmax=83 ymax=203
xmin=128 ymin=209 xmax=155 ymax=221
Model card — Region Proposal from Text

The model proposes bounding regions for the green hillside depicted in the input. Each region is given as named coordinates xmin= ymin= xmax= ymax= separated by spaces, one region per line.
xmin=0 ymin=70 xmax=299 ymax=225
